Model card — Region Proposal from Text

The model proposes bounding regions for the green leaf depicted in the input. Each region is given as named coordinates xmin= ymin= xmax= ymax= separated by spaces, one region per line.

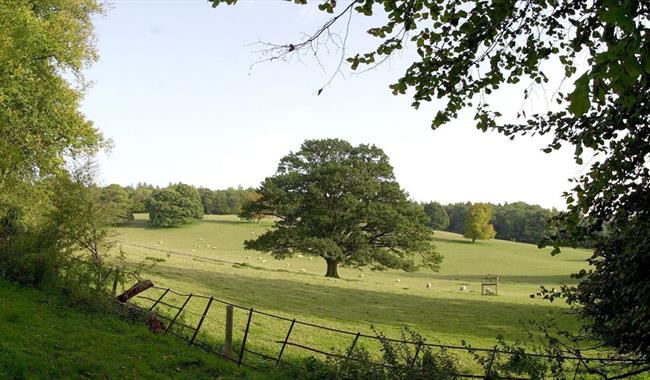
xmin=567 ymin=73 xmax=590 ymax=116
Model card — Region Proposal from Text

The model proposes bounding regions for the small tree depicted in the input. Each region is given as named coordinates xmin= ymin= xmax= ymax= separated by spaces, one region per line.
xmin=422 ymin=202 xmax=449 ymax=230
xmin=148 ymin=183 xmax=203 ymax=226
xmin=464 ymin=204 xmax=496 ymax=243
xmin=240 ymin=139 xmax=441 ymax=278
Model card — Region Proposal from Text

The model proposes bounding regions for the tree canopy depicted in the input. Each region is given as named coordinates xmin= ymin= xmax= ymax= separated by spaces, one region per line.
xmin=240 ymin=139 xmax=440 ymax=278
xmin=422 ymin=201 xmax=449 ymax=230
xmin=148 ymin=184 xmax=203 ymax=227
xmin=0 ymin=0 xmax=105 ymax=192
xmin=463 ymin=203 xmax=496 ymax=243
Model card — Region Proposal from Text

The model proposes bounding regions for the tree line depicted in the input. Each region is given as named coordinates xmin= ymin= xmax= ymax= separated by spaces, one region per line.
xmin=420 ymin=201 xmax=557 ymax=244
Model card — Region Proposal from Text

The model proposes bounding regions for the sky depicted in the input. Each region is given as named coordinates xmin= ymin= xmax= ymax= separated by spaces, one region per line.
xmin=81 ymin=0 xmax=586 ymax=210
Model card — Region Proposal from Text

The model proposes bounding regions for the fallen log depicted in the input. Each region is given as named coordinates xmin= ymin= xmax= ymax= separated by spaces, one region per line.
xmin=117 ymin=279 xmax=154 ymax=303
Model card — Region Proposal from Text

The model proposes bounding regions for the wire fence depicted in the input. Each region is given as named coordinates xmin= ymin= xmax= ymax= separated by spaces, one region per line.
xmin=124 ymin=284 xmax=647 ymax=379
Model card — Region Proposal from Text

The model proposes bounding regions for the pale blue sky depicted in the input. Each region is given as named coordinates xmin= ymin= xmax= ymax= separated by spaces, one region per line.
xmin=82 ymin=1 xmax=583 ymax=209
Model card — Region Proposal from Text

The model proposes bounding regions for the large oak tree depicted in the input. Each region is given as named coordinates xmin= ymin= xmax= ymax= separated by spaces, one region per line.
xmin=240 ymin=139 xmax=440 ymax=278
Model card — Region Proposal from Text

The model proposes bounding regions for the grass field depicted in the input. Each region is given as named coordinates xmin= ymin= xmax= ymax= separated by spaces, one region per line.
xmin=0 ymin=279 xmax=275 ymax=379
xmin=113 ymin=214 xmax=592 ymax=368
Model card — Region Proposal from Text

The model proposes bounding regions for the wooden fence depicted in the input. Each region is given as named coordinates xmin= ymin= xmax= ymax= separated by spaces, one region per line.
xmin=124 ymin=285 xmax=647 ymax=379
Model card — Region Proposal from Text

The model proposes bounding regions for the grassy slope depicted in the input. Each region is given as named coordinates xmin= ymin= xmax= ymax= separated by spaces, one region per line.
xmin=0 ymin=280 xmax=277 ymax=380
xmin=113 ymin=214 xmax=592 ymax=363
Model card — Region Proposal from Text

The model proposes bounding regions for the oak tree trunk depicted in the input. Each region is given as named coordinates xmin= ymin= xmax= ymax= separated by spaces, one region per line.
xmin=325 ymin=259 xmax=339 ymax=278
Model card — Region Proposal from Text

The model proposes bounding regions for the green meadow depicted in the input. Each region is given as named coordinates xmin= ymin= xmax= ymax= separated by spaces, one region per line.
xmin=112 ymin=214 xmax=591 ymax=366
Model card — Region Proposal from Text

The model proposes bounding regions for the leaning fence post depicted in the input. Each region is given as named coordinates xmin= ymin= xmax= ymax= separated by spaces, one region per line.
xmin=165 ymin=293 xmax=192 ymax=335
xmin=149 ymin=288 xmax=170 ymax=311
xmin=276 ymin=319 xmax=296 ymax=367
xmin=346 ymin=332 xmax=361 ymax=358
xmin=224 ymin=304 xmax=234 ymax=359
xmin=238 ymin=308 xmax=254 ymax=367
xmin=190 ymin=296 xmax=213 ymax=346
xmin=409 ymin=343 xmax=422 ymax=370
xmin=484 ymin=348 xmax=497 ymax=379
xmin=572 ymin=360 xmax=581 ymax=380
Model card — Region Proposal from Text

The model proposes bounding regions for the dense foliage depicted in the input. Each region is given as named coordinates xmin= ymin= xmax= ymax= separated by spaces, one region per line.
xmin=241 ymin=139 xmax=440 ymax=278
xmin=421 ymin=201 xmax=449 ymax=230
xmin=148 ymin=183 xmax=203 ymax=227
xmin=198 ymin=187 xmax=259 ymax=215
xmin=463 ymin=203 xmax=496 ymax=243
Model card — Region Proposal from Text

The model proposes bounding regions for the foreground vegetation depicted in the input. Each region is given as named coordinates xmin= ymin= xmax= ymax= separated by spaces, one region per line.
xmin=0 ymin=280 xmax=269 ymax=379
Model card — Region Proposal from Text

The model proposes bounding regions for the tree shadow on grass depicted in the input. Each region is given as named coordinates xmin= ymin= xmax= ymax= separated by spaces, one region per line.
xmin=407 ymin=273 xmax=582 ymax=285
xmin=432 ymin=236 xmax=475 ymax=245
xmin=148 ymin=265 xmax=582 ymax=343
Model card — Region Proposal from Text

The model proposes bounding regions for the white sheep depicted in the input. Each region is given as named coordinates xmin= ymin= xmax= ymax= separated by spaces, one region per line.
xmin=358 ymin=274 xmax=365 ymax=278
xmin=426 ymin=282 xmax=432 ymax=288
xmin=395 ymin=279 xmax=401 ymax=283
xmin=297 ymin=254 xmax=304 ymax=258
xmin=199 ymin=237 xmax=204 ymax=241
xmin=300 ymin=268 xmax=306 ymax=272
xmin=159 ymin=240 xmax=163 ymax=245
xmin=459 ymin=285 xmax=467 ymax=291
xmin=191 ymin=249 xmax=196 ymax=252
xmin=257 ymin=257 xmax=262 ymax=260
xmin=262 ymin=259 xmax=267 ymax=263
xmin=485 ymin=287 xmax=494 ymax=295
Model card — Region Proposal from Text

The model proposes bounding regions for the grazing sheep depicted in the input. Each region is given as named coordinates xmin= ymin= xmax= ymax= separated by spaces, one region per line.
xmin=358 ymin=274 xmax=365 ymax=278
xmin=191 ymin=249 xmax=196 ymax=252
xmin=297 ymin=254 xmax=304 ymax=258
xmin=485 ymin=287 xmax=494 ymax=295
xmin=300 ymin=268 xmax=306 ymax=272
xmin=309 ymin=257 xmax=313 ymax=260
xmin=262 ymin=259 xmax=267 ymax=263
xmin=199 ymin=237 xmax=204 ymax=241
xmin=257 ymin=257 xmax=262 ymax=260
xmin=426 ymin=282 xmax=432 ymax=288
xmin=395 ymin=279 xmax=401 ymax=283
xmin=159 ymin=240 xmax=163 ymax=245
xmin=246 ymin=256 xmax=251 ymax=259
xmin=459 ymin=285 xmax=467 ymax=291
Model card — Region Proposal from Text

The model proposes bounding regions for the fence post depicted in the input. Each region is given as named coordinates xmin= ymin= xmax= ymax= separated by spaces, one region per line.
xmin=346 ymin=332 xmax=361 ymax=358
xmin=484 ymin=348 xmax=497 ymax=379
xmin=276 ymin=319 xmax=296 ymax=367
xmin=224 ymin=304 xmax=234 ymax=359
xmin=165 ymin=293 xmax=192 ymax=335
xmin=149 ymin=288 xmax=170 ymax=311
xmin=409 ymin=343 xmax=422 ymax=370
xmin=190 ymin=296 xmax=213 ymax=346
xmin=238 ymin=308 xmax=254 ymax=367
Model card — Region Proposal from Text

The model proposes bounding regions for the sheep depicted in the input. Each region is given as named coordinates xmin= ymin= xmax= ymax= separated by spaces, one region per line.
xmin=159 ymin=240 xmax=163 ymax=245
xmin=459 ymin=285 xmax=467 ymax=291
xmin=426 ymin=282 xmax=432 ymax=288
xmin=191 ymin=249 xmax=196 ymax=252
xmin=257 ymin=257 xmax=262 ymax=260
xmin=199 ymin=237 xmax=204 ymax=241
xmin=309 ymin=257 xmax=313 ymax=260
xmin=297 ymin=254 xmax=304 ymax=258
xmin=484 ymin=287 xmax=494 ymax=295
xmin=300 ymin=268 xmax=306 ymax=272
xmin=395 ymin=279 xmax=401 ymax=283
xmin=262 ymin=259 xmax=267 ymax=263
xmin=246 ymin=256 xmax=251 ymax=259
xmin=358 ymin=274 xmax=365 ymax=278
